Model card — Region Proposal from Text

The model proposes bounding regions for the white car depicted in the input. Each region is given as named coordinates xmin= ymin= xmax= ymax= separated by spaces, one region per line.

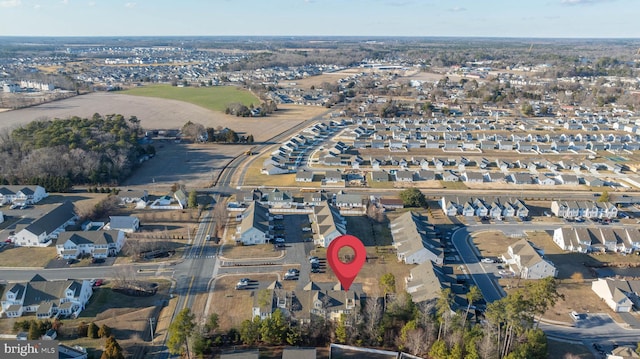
xmin=275 ymin=238 xmax=285 ymax=243
xmin=302 ymin=227 xmax=312 ymax=232
xmin=481 ymin=258 xmax=496 ymax=264
xmin=273 ymin=215 xmax=284 ymax=220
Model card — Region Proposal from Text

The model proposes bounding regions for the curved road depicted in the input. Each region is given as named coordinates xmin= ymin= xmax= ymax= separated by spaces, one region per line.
xmin=451 ymin=222 xmax=640 ymax=348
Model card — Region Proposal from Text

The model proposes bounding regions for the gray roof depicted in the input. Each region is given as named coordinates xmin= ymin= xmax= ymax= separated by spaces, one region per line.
xmin=58 ymin=230 xmax=121 ymax=246
xmin=240 ymin=201 xmax=270 ymax=237
xmin=24 ymin=201 xmax=76 ymax=236
xmin=108 ymin=216 xmax=139 ymax=230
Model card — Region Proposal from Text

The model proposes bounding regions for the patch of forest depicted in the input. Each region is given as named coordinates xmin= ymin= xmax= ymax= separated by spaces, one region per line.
xmin=0 ymin=113 xmax=153 ymax=191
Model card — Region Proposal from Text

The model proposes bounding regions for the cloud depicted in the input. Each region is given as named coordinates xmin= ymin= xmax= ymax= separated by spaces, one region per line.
xmin=61 ymin=0 xmax=68 ymax=4
xmin=34 ymin=3 xmax=41 ymax=9
xmin=88 ymin=1 xmax=95 ymax=6
xmin=0 ymin=0 xmax=21 ymax=8
xmin=125 ymin=2 xmax=136 ymax=7
xmin=560 ymin=0 xmax=614 ymax=5
xmin=448 ymin=6 xmax=467 ymax=12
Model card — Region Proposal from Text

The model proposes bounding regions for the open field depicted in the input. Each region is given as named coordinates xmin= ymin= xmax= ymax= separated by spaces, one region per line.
xmin=0 ymin=246 xmax=56 ymax=267
xmin=0 ymin=93 xmax=319 ymax=143
xmin=220 ymin=243 xmax=284 ymax=259
xmin=122 ymin=84 xmax=260 ymax=112
xmin=209 ymin=274 xmax=279 ymax=330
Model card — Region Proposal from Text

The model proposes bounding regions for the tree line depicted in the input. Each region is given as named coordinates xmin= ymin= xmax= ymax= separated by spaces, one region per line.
xmin=0 ymin=113 xmax=153 ymax=191
xmin=165 ymin=276 xmax=578 ymax=358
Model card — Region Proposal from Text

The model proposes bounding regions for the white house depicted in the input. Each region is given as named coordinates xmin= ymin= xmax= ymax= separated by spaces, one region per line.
xmin=390 ymin=212 xmax=442 ymax=265
xmin=311 ymin=203 xmax=346 ymax=248
xmin=236 ymin=201 xmax=272 ymax=245
xmin=56 ymin=230 xmax=126 ymax=259
xmin=13 ymin=201 xmax=77 ymax=247
xmin=502 ymin=239 xmax=557 ymax=279
xmin=105 ymin=216 xmax=140 ymax=233
xmin=591 ymin=278 xmax=639 ymax=313
xmin=1 ymin=274 xmax=92 ymax=319
xmin=0 ymin=185 xmax=48 ymax=204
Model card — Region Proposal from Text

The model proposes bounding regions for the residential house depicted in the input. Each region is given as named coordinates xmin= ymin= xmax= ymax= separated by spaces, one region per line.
xmin=252 ymin=281 xmax=364 ymax=324
xmin=295 ymin=170 xmax=315 ymax=183
xmin=502 ymin=239 xmax=557 ymax=279
xmin=417 ymin=170 xmax=436 ymax=181
xmin=334 ymin=193 xmax=366 ymax=209
xmin=379 ymin=198 xmax=404 ymax=210
xmin=116 ymin=189 xmax=148 ymax=207
xmin=0 ymin=274 xmax=92 ymax=319
xmin=591 ymin=278 xmax=640 ymax=313
xmin=395 ymin=170 xmax=415 ymax=182
xmin=302 ymin=191 xmax=327 ymax=206
xmin=105 ymin=216 xmax=139 ymax=233
xmin=236 ymin=201 xmax=272 ymax=245
xmin=370 ymin=171 xmax=390 ymax=182
xmin=265 ymin=188 xmax=294 ymax=208
xmin=0 ymin=185 xmax=48 ymax=204
xmin=311 ymin=203 xmax=346 ymax=248
xmin=56 ymin=230 xmax=126 ymax=259
xmin=390 ymin=212 xmax=443 ymax=265
xmin=442 ymin=170 xmax=459 ymax=182
xmin=14 ymin=201 xmax=77 ymax=247
xmin=405 ymin=260 xmax=449 ymax=304
xmin=463 ymin=171 xmax=485 ymax=183
xmin=324 ymin=171 xmax=343 ymax=183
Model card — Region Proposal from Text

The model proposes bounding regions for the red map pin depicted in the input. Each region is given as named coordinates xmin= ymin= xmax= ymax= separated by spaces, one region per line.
xmin=327 ymin=234 xmax=366 ymax=291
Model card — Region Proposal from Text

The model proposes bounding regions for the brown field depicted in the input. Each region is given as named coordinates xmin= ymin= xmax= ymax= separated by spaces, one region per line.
xmin=209 ymin=274 xmax=279 ymax=330
xmin=220 ymin=243 xmax=284 ymax=260
xmin=0 ymin=93 xmax=323 ymax=143
xmin=0 ymin=246 xmax=56 ymax=267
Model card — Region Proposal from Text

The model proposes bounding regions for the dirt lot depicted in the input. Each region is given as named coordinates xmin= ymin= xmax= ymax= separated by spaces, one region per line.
xmin=209 ymin=274 xmax=281 ymax=330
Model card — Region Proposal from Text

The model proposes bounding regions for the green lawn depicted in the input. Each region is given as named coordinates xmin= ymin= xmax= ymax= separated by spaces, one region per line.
xmin=122 ymin=85 xmax=260 ymax=112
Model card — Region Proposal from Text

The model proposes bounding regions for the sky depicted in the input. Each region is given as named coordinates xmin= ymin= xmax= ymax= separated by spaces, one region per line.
xmin=0 ymin=0 xmax=638 ymax=38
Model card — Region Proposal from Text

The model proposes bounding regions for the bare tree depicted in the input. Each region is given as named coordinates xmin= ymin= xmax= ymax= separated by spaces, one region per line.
xmin=212 ymin=199 xmax=229 ymax=237
xmin=111 ymin=264 xmax=136 ymax=288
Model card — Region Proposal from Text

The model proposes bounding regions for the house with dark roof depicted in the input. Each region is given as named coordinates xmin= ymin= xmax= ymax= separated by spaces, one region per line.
xmin=0 ymin=185 xmax=47 ymax=204
xmin=0 ymin=274 xmax=92 ymax=319
xmin=14 ymin=201 xmax=77 ymax=247
xmin=236 ymin=201 xmax=272 ymax=245
xmin=56 ymin=230 xmax=125 ymax=259
xmin=252 ymin=281 xmax=365 ymax=324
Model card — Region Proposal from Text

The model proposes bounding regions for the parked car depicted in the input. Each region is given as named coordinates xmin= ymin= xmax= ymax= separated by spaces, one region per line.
xmin=481 ymin=258 xmax=495 ymax=264
xmin=310 ymin=267 xmax=321 ymax=273
xmin=273 ymin=215 xmax=284 ymax=220
xmin=302 ymin=227 xmax=312 ymax=232
xmin=284 ymin=270 xmax=298 ymax=280
xmin=236 ymin=278 xmax=250 ymax=289
xmin=275 ymin=238 xmax=285 ymax=243
xmin=287 ymin=268 xmax=300 ymax=275
xmin=92 ymin=279 xmax=103 ymax=287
